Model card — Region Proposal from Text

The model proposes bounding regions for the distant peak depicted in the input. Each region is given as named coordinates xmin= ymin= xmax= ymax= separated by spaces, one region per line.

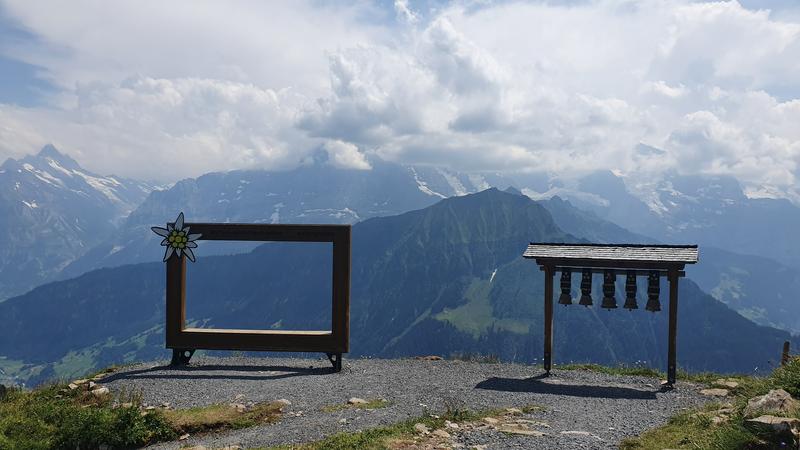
xmin=38 ymin=144 xmax=63 ymax=158
xmin=504 ymin=186 xmax=523 ymax=196
xmin=34 ymin=144 xmax=81 ymax=168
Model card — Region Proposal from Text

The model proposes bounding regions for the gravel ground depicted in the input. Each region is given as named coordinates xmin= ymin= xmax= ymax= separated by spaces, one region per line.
xmin=100 ymin=356 xmax=711 ymax=449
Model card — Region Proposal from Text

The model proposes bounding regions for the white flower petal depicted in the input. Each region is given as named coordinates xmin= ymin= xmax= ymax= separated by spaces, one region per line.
xmin=184 ymin=247 xmax=196 ymax=262
xmin=151 ymin=226 xmax=170 ymax=237
xmin=163 ymin=246 xmax=176 ymax=262
xmin=186 ymin=241 xmax=198 ymax=248
xmin=160 ymin=238 xmax=169 ymax=246
xmin=187 ymin=233 xmax=202 ymax=241
xmin=175 ymin=212 xmax=185 ymax=230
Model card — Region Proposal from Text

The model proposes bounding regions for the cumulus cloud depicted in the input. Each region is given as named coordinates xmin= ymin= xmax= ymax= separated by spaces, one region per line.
xmin=0 ymin=0 xmax=799 ymax=201
xmin=324 ymin=140 xmax=372 ymax=170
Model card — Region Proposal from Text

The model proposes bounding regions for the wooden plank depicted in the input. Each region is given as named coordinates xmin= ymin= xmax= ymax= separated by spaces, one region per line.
xmin=534 ymin=257 xmax=686 ymax=271
xmin=543 ymin=265 xmax=554 ymax=373
xmin=183 ymin=223 xmax=342 ymax=242
xmin=331 ymin=226 xmax=351 ymax=352
xmin=667 ymin=268 xmax=679 ymax=385
xmin=172 ymin=329 xmax=345 ymax=353
xmin=524 ymin=243 xmax=699 ymax=264
xmin=165 ymin=256 xmax=186 ymax=347
xmin=183 ymin=328 xmax=332 ymax=335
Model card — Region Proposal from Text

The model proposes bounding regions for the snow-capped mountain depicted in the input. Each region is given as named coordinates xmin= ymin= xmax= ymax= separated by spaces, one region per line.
xmin=557 ymin=171 xmax=800 ymax=271
xmin=60 ymin=159 xmax=501 ymax=277
xmin=0 ymin=145 xmax=153 ymax=299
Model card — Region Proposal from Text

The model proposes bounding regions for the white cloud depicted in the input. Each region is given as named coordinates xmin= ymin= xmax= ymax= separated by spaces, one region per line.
xmin=324 ymin=140 xmax=372 ymax=170
xmin=394 ymin=0 xmax=419 ymax=24
xmin=0 ymin=0 xmax=799 ymax=201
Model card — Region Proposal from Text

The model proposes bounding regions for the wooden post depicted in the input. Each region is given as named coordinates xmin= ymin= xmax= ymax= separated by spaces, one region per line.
xmin=165 ymin=254 xmax=187 ymax=346
xmin=782 ymin=341 xmax=791 ymax=366
xmin=543 ymin=265 xmax=555 ymax=374
xmin=667 ymin=268 xmax=679 ymax=386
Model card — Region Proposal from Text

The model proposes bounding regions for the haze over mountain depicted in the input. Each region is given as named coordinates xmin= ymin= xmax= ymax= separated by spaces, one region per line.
xmin=0 ymin=145 xmax=152 ymax=299
xmin=58 ymin=159 xmax=507 ymax=278
xmin=0 ymin=189 xmax=792 ymax=387
xmin=3 ymin=143 xmax=799 ymax=342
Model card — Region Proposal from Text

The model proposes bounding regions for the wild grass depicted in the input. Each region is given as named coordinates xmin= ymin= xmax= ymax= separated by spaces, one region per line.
xmin=559 ymin=362 xmax=735 ymax=385
xmin=621 ymin=356 xmax=800 ymax=449
xmin=0 ymin=383 xmax=175 ymax=449
xmin=163 ymin=401 xmax=282 ymax=433
xmin=0 ymin=380 xmax=283 ymax=448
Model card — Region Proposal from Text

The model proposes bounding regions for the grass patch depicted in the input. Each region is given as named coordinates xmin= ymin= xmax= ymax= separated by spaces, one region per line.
xmin=266 ymin=406 xmax=505 ymax=450
xmin=0 ymin=378 xmax=283 ymax=448
xmin=559 ymin=363 xmax=736 ymax=385
xmin=0 ymin=383 xmax=175 ymax=449
xmin=559 ymin=363 xmax=663 ymax=379
xmin=163 ymin=401 xmax=282 ymax=433
xmin=322 ymin=398 xmax=389 ymax=413
xmin=621 ymin=356 xmax=800 ymax=449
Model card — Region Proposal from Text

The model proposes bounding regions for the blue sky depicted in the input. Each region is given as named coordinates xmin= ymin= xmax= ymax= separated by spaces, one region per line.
xmin=0 ymin=9 xmax=57 ymax=106
xmin=0 ymin=0 xmax=798 ymax=203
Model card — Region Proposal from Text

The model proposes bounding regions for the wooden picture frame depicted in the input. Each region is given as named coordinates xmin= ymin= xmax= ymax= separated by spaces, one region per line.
xmin=164 ymin=223 xmax=351 ymax=371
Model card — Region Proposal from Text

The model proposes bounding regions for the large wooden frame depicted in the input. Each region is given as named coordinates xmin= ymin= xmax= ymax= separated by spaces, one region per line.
xmin=165 ymin=223 xmax=351 ymax=371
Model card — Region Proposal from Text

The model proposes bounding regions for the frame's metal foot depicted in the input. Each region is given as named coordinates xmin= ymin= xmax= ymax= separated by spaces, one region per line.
xmin=171 ymin=349 xmax=195 ymax=366
xmin=326 ymin=352 xmax=342 ymax=372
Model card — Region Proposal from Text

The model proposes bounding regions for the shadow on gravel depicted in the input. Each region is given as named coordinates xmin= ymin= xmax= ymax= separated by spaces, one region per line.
xmin=100 ymin=364 xmax=334 ymax=383
xmin=475 ymin=376 xmax=658 ymax=400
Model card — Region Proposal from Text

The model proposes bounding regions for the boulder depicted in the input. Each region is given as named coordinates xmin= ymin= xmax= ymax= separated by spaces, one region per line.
xmin=699 ymin=388 xmax=729 ymax=397
xmin=713 ymin=379 xmax=739 ymax=389
xmin=348 ymin=397 xmax=368 ymax=405
xmin=90 ymin=387 xmax=110 ymax=397
xmin=274 ymin=398 xmax=291 ymax=408
xmin=745 ymin=415 xmax=800 ymax=446
xmin=432 ymin=429 xmax=451 ymax=438
xmin=744 ymin=389 xmax=798 ymax=418
xmin=414 ymin=423 xmax=430 ymax=434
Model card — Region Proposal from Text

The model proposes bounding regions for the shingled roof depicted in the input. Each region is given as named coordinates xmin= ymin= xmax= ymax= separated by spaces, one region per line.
xmin=523 ymin=243 xmax=698 ymax=265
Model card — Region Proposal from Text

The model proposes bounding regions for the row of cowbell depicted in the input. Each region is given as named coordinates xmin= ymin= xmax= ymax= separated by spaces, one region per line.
xmin=557 ymin=269 xmax=662 ymax=311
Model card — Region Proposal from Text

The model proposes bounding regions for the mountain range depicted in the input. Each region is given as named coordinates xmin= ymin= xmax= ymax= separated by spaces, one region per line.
xmin=3 ymin=145 xmax=800 ymax=387
xmin=0 ymin=189 xmax=793 ymax=386
xmin=0 ymin=145 xmax=152 ymax=299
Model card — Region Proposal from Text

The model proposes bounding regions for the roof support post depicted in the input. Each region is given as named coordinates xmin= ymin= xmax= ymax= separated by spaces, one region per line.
xmin=543 ymin=264 xmax=555 ymax=374
xmin=667 ymin=268 xmax=679 ymax=386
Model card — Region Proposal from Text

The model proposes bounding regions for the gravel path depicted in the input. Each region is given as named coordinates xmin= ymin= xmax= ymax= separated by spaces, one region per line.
xmin=101 ymin=356 xmax=711 ymax=449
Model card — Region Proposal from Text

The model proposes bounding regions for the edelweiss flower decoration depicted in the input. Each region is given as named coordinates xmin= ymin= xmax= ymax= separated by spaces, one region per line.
xmin=151 ymin=212 xmax=202 ymax=262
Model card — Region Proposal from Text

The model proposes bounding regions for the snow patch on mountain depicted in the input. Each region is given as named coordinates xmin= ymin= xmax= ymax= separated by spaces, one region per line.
xmin=72 ymin=171 xmax=123 ymax=203
xmin=468 ymin=174 xmax=491 ymax=192
xmin=409 ymin=167 xmax=446 ymax=198
xmin=521 ymin=187 xmax=610 ymax=208
xmin=436 ymin=168 xmax=468 ymax=196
